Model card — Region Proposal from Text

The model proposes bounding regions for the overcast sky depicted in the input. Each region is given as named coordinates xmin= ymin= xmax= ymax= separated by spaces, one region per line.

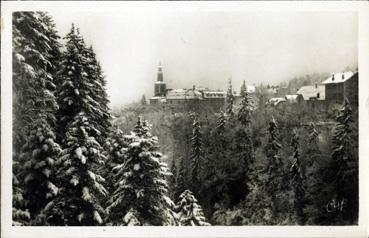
xmin=50 ymin=10 xmax=357 ymax=108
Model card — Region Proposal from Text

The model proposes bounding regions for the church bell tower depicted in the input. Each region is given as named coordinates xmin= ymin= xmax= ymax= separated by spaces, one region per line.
xmin=154 ymin=62 xmax=166 ymax=97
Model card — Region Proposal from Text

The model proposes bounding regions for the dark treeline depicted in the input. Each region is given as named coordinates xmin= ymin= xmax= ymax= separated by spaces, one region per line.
xmin=12 ymin=12 xmax=358 ymax=226
xmin=116 ymin=79 xmax=358 ymax=225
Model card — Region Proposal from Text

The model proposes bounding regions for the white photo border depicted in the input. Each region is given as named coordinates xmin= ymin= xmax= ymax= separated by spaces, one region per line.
xmin=2 ymin=1 xmax=369 ymax=237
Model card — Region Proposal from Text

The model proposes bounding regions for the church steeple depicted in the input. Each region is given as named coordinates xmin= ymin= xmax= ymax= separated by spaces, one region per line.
xmin=157 ymin=62 xmax=163 ymax=82
xmin=154 ymin=62 xmax=166 ymax=97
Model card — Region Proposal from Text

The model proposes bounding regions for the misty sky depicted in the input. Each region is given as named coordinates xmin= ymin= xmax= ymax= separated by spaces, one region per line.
xmin=50 ymin=10 xmax=357 ymax=108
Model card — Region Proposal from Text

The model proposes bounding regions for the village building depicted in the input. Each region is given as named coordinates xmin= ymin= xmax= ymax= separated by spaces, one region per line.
xmin=267 ymin=97 xmax=287 ymax=107
xmin=149 ymin=64 xmax=256 ymax=110
xmin=296 ymin=84 xmax=325 ymax=101
xmin=322 ymin=71 xmax=358 ymax=105
xmin=285 ymin=94 xmax=304 ymax=104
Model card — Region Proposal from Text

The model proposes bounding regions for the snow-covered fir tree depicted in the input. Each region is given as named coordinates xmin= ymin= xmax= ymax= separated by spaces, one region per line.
xmin=330 ymin=98 xmax=357 ymax=223
xmin=56 ymin=25 xmax=111 ymax=143
xmin=104 ymin=127 xmax=129 ymax=193
xmin=290 ymin=129 xmax=305 ymax=224
xmin=12 ymin=12 xmax=62 ymax=219
xmin=264 ymin=116 xmax=284 ymax=216
xmin=236 ymin=80 xmax=255 ymax=177
xmin=308 ymin=122 xmax=320 ymax=145
xmin=106 ymin=118 xmax=177 ymax=225
xmin=240 ymin=80 xmax=247 ymax=97
xmin=237 ymin=80 xmax=254 ymax=127
xmin=226 ymin=78 xmax=234 ymax=117
xmin=12 ymin=171 xmax=30 ymax=226
xmin=40 ymin=112 xmax=108 ymax=225
xmin=84 ymin=45 xmax=112 ymax=143
xmin=18 ymin=116 xmax=62 ymax=218
xmin=56 ymin=24 xmax=87 ymax=139
xmin=169 ymin=160 xmax=178 ymax=188
xmin=13 ymin=12 xmax=60 ymax=153
xmin=174 ymin=157 xmax=188 ymax=200
xmin=39 ymin=12 xmax=62 ymax=90
xmin=216 ymin=111 xmax=226 ymax=135
xmin=191 ymin=117 xmax=203 ymax=185
xmin=175 ymin=190 xmax=210 ymax=226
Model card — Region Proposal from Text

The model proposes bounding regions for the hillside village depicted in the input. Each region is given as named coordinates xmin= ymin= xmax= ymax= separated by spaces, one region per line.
xmin=147 ymin=63 xmax=358 ymax=110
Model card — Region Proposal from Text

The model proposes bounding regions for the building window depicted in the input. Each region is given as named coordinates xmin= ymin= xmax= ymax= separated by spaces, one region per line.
xmin=317 ymin=92 xmax=320 ymax=98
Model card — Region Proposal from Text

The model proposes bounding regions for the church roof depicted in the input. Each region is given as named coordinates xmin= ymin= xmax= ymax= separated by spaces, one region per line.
xmin=166 ymin=89 xmax=202 ymax=100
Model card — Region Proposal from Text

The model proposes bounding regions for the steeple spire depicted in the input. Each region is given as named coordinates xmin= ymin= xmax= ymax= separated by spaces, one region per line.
xmin=157 ymin=62 xmax=163 ymax=82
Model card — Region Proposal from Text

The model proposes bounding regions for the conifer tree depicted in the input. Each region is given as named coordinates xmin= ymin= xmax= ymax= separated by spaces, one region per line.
xmin=290 ymin=129 xmax=305 ymax=224
xmin=13 ymin=12 xmax=60 ymax=155
xmin=175 ymin=157 xmax=188 ymax=200
xmin=141 ymin=94 xmax=147 ymax=105
xmin=18 ymin=116 xmax=62 ymax=217
xmin=240 ymin=80 xmax=247 ymax=97
xmin=175 ymin=190 xmax=210 ymax=226
xmin=264 ymin=116 xmax=284 ymax=217
xmin=39 ymin=12 xmax=62 ymax=91
xmin=216 ymin=111 xmax=226 ymax=135
xmin=13 ymin=12 xmax=62 ymax=219
xmin=12 ymin=171 xmax=30 ymax=226
xmin=106 ymin=118 xmax=177 ymax=225
xmin=238 ymin=80 xmax=254 ymax=127
xmin=104 ymin=127 xmax=128 ymax=193
xmin=169 ymin=160 xmax=178 ymax=197
xmin=308 ymin=122 xmax=320 ymax=145
xmin=191 ymin=117 xmax=203 ymax=185
xmin=236 ymin=80 xmax=255 ymax=174
xmin=226 ymin=78 xmax=234 ymax=117
xmin=329 ymin=98 xmax=357 ymax=223
xmin=56 ymin=26 xmax=111 ymax=143
xmin=40 ymin=113 xmax=108 ymax=225
xmin=56 ymin=25 xmax=87 ymax=140
xmin=306 ymin=122 xmax=320 ymax=165
xmin=84 ymin=46 xmax=112 ymax=142
xmin=303 ymin=122 xmax=324 ymax=224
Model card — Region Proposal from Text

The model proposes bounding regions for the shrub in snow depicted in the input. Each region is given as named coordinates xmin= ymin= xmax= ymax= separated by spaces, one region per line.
xmin=175 ymin=190 xmax=210 ymax=226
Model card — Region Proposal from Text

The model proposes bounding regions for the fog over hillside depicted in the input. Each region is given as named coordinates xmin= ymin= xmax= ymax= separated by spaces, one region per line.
xmin=51 ymin=10 xmax=358 ymax=107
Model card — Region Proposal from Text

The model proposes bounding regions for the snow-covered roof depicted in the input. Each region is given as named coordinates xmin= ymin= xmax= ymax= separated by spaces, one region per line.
xmin=322 ymin=71 xmax=355 ymax=84
xmin=246 ymin=85 xmax=256 ymax=94
xmin=285 ymin=94 xmax=298 ymax=100
xmin=268 ymin=97 xmax=286 ymax=106
xmin=284 ymin=94 xmax=301 ymax=103
xmin=297 ymin=85 xmax=325 ymax=100
xmin=202 ymin=90 xmax=226 ymax=98
xmin=166 ymin=89 xmax=202 ymax=100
